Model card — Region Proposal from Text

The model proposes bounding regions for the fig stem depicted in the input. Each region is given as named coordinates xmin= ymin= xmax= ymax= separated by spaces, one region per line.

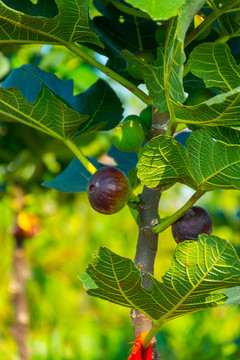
xmin=151 ymin=190 xmax=207 ymax=234
xmin=64 ymin=139 xmax=97 ymax=175
xmin=66 ymin=43 xmax=153 ymax=106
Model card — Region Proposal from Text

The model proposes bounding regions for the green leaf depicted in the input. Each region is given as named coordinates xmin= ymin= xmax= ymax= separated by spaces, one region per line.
xmin=124 ymin=0 xmax=186 ymax=20
xmin=0 ymin=84 xmax=88 ymax=140
xmin=123 ymin=0 xmax=205 ymax=112
xmin=223 ymin=286 xmax=240 ymax=306
xmin=188 ymin=125 xmax=240 ymax=145
xmin=137 ymin=135 xmax=196 ymax=189
xmin=137 ymin=130 xmax=240 ymax=191
xmin=80 ymin=235 xmax=240 ymax=322
xmin=187 ymin=130 xmax=240 ymax=191
xmin=172 ymin=86 xmax=240 ymax=127
xmin=0 ymin=0 xmax=101 ymax=46
xmin=188 ymin=43 xmax=240 ymax=93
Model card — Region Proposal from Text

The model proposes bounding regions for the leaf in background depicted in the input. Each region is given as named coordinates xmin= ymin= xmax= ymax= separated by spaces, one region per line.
xmin=107 ymin=145 xmax=138 ymax=176
xmin=172 ymin=86 xmax=240 ymax=127
xmin=2 ymin=65 xmax=123 ymax=136
xmin=87 ymin=0 xmax=157 ymax=81
xmin=211 ymin=0 xmax=240 ymax=11
xmin=217 ymin=12 xmax=240 ymax=35
xmin=0 ymin=0 xmax=101 ymax=46
xmin=187 ymin=130 xmax=240 ymax=191
xmin=137 ymin=135 xmax=196 ymax=189
xmin=188 ymin=125 xmax=240 ymax=145
xmin=74 ymin=80 xmax=124 ymax=134
xmin=42 ymin=157 xmax=100 ymax=192
xmin=124 ymin=0 xmax=185 ymax=20
xmin=80 ymin=235 xmax=240 ymax=322
xmin=223 ymin=286 xmax=240 ymax=306
xmin=123 ymin=0 xmax=206 ymax=112
xmin=188 ymin=43 xmax=240 ymax=93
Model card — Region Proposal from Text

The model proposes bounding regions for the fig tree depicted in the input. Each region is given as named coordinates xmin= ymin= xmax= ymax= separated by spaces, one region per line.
xmin=112 ymin=120 xmax=145 ymax=152
xmin=87 ymin=167 xmax=131 ymax=214
xmin=171 ymin=206 xmax=212 ymax=243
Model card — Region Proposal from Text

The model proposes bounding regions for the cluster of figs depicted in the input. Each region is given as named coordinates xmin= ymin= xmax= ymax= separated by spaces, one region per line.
xmin=87 ymin=108 xmax=212 ymax=243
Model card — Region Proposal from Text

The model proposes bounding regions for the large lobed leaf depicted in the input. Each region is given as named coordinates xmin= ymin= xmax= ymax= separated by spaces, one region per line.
xmin=0 ymin=0 xmax=101 ymax=46
xmin=137 ymin=130 xmax=240 ymax=191
xmin=80 ymin=235 xmax=240 ymax=322
xmin=1 ymin=65 xmax=123 ymax=140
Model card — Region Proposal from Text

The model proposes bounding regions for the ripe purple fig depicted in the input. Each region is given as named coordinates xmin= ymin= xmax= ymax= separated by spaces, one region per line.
xmin=87 ymin=167 xmax=131 ymax=214
xmin=171 ymin=206 xmax=212 ymax=244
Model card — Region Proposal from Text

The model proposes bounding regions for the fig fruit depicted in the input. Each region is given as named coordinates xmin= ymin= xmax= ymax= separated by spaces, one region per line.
xmin=87 ymin=167 xmax=131 ymax=214
xmin=127 ymin=50 xmax=154 ymax=80
xmin=112 ymin=120 xmax=145 ymax=152
xmin=171 ymin=206 xmax=212 ymax=243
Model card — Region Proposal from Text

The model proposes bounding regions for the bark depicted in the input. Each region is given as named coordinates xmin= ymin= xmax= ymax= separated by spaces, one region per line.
xmin=131 ymin=110 xmax=169 ymax=360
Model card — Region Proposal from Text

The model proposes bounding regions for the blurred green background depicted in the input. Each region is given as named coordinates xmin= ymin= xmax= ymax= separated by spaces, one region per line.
xmin=0 ymin=41 xmax=240 ymax=360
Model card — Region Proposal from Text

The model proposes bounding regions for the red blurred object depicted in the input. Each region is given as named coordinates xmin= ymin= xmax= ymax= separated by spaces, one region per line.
xmin=14 ymin=211 xmax=41 ymax=240
xmin=127 ymin=332 xmax=152 ymax=360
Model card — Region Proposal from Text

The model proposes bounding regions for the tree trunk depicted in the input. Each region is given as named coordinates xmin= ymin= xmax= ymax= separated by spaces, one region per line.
xmin=131 ymin=110 xmax=169 ymax=360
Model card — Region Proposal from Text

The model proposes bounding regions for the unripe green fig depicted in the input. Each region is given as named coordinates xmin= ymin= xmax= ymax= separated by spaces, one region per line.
xmin=112 ymin=120 xmax=145 ymax=152
xmin=139 ymin=106 xmax=152 ymax=134
xmin=87 ymin=167 xmax=131 ymax=214
xmin=127 ymin=50 xmax=154 ymax=80
xmin=171 ymin=206 xmax=213 ymax=244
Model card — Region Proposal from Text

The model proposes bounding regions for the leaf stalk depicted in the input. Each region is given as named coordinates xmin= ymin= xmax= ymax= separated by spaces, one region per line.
xmin=66 ymin=43 xmax=152 ymax=105
xmin=152 ymin=190 xmax=206 ymax=234
xmin=64 ymin=138 xmax=97 ymax=175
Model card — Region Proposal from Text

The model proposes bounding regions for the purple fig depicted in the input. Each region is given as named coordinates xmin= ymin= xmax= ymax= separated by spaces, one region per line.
xmin=87 ymin=167 xmax=131 ymax=214
xmin=171 ymin=206 xmax=212 ymax=243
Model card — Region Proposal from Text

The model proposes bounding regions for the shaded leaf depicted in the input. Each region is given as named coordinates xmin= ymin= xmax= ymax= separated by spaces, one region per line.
xmin=43 ymin=145 xmax=138 ymax=193
xmin=187 ymin=130 xmax=240 ymax=191
xmin=80 ymin=235 xmax=240 ymax=322
xmin=42 ymin=158 xmax=100 ymax=192
xmin=188 ymin=43 xmax=240 ymax=92
xmin=0 ymin=0 xmax=101 ymax=46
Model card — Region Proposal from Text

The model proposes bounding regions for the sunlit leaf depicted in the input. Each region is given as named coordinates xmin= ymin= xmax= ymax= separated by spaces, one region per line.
xmin=172 ymin=86 xmax=240 ymax=127
xmin=188 ymin=125 xmax=240 ymax=145
xmin=187 ymin=130 xmax=240 ymax=191
xmin=137 ymin=135 xmax=196 ymax=189
xmin=223 ymin=286 xmax=240 ymax=306
xmin=80 ymin=235 xmax=240 ymax=322
xmin=0 ymin=0 xmax=101 ymax=46
xmin=124 ymin=0 xmax=186 ymax=20
xmin=188 ymin=43 xmax=240 ymax=92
